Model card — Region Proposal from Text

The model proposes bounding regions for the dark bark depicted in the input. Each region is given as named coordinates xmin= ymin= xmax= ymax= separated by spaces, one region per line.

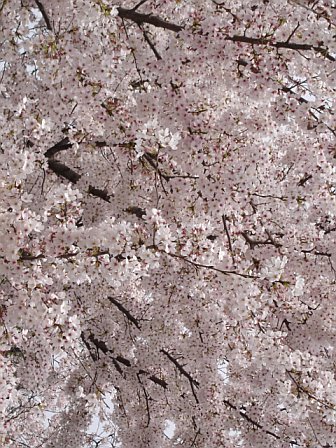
xmin=117 ymin=7 xmax=183 ymax=32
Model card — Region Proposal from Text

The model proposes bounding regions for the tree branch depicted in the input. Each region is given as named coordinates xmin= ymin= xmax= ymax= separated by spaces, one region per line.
xmin=87 ymin=185 xmax=111 ymax=202
xmin=132 ymin=0 xmax=150 ymax=11
xmin=138 ymin=370 xmax=168 ymax=388
xmin=223 ymin=399 xmax=281 ymax=440
xmin=47 ymin=158 xmax=111 ymax=202
xmin=44 ymin=137 xmax=109 ymax=158
xmin=81 ymin=333 xmax=168 ymax=388
xmin=141 ymin=152 xmax=198 ymax=181
xmin=159 ymin=249 xmax=257 ymax=279
xmin=287 ymin=370 xmax=336 ymax=411
xmin=141 ymin=152 xmax=170 ymax=181
xmin=108 ymin=296 xmax=141 ymax=329
xmin=137 ymin=372 xmax=151 ymax=427
xmin=226 ymin=35 xmax=335 ymax=61
xmin=160 ymin=349 xmax=199 ymax=403
xmin=222 ymin=214 xmax=235 ymax=264
xmin=34 ymin=0 xmax=52 ymax=31
xmin=117 ymin=7 xmax=183 ymax=32
xmin=241 ymin=231 xmax=282 ymax=250
xmin=47 ymin=159 xmax=81 ymax=183
xmin=44 ymin=137 xmax=72 ymax=158
xmin=141 ymin=27 xmax=162 ymax=60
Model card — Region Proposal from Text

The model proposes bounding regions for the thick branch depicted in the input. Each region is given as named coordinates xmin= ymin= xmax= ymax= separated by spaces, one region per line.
xmin=148 ymin=375 xmax=168 ymax=389
xmin=117 ymin=7 xmax=183 ymax=32
xmin=108 ymin=296 xmax=141 ymax=329
xmin=226 ymin=35 xmax=335 ymax=62
xmin=44 ymin=138 xmax=109 ymax=158
xmin=47 ymin=159 xmax=111 ymax=202
xmin=44 ymin=137 xmax=72 ymax=158
xmin=88 ymin=185 xmax=111 ymax=202
xmin=34 ymin=0 xmax=52 ymax=31
xmin=138 ymin=370 xmax=168 ymax=389
xmin=48 ymin=159 xmax=81 ymax=183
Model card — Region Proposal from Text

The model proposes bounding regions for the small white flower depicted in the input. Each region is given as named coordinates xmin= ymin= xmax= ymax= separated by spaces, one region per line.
xmin=260 ymin=256 xmax=288 ymax=282
xmin=22 ymin=151 xmax=35 ymax=174
xmin=158 ymin=128 xmax=181 ymax=150
xmin=168 ymin=131 xmax=181 ymax=150
xmin=40 ymin=118 xmax=52 ymax=131
xmin=293 ymin=275 xmax=305 ymax=296
xmin=15 ymin=96 xmax=28 ymax=116
xmin=158 ymin=128 xmax=171 ymax=146
xmin=21 ymin=192 xmax=34 ymax=203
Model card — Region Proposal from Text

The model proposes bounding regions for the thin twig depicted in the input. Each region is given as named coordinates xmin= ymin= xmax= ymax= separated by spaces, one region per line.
xmin=222 ymin=214 xmax=235 ymax=265
xmin=160 ymin=249 xmax=257 ymax=279
xmin=190 ymin=429 xmax=201 ymax=447
xmin=142 ymin=153 xmax=170 ymax=181
xmin=286 ymin=22 xmax=300 ymax=43
xmin=141 ymin=27 xmax=162 ymax=60
xmin=223 ymin=400 xmax=281 ymax=440
xmin=137 ymin=373 xmax=151 ymax=427
xmin=241 ymin=231 xmax=282 ymax=250
xmin=251 ymin=192 xmax=287 ymax=201
xmin=287 ymin=370 xmax=336 ymax=410
xmin=161 ymin=349 xmax=199 ymax=403
xmin=132 ymin=0 xmax=150 ymax=11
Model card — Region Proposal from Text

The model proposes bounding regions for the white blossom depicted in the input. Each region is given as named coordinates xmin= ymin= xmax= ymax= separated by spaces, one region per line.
xmin=260 ymin=256 xmax=288 ymax=282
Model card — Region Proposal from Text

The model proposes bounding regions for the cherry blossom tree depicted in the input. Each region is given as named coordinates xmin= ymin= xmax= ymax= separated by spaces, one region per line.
xmin=0 ymin=0 xmax=335 ymax=446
